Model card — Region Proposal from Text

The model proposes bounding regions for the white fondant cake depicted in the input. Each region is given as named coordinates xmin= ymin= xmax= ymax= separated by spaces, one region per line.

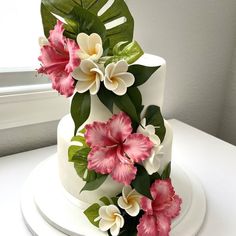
xmin=57 ymin=54 xmax=173 ymax=203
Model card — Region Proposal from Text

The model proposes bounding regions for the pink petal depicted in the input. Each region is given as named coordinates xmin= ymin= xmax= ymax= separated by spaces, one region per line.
xmin=87 ymin=147 xmax=116 ymax=174
xmin=111 ymin=160 xmax=137 ymax=185
xmin=48 ymin=20 xmax=66 ymax=52
xmin=156 ymin=214 xmax=171 ymax=236
xmin=137 ymin=214 xmax=157 ymax=236
xmin=123 ymin=133 xmax=153 ymax=163
xmin=164 ymin=195 xmax=182 ymax=219
xmin=151 ymin=179 xmax=174 ymax=206
xmin=85 ymin=122 xmax=115 ymax=148
xmin=50 ymin=72 xmax=75 ymax=97
xmin=140 ymin=196 xmax=153 ymax=215
xmin=107 ymin=112 xmax=132 ymax=143
xmin=65 ymin=38 xmax=80 ymax=73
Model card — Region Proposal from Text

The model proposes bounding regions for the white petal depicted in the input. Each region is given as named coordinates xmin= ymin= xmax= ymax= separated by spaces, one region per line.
xmin=125 ymin=201 xmax=140 ymax=217
xmin=38 ymin=37 xmax=49 ymax=47
xmin=116 ymin=214 xmax=124 ymax=228
xmin=143 ymin=152 xmax=161 ymax=175
xmin=77 ymin=50 xmax=89 ymax=60
xmin=105 ymin=63 xmax=115 ymax=78
xmin=145 ymin=125 xmax=156 ymax=135
xmin=80 ymin=59 xmax=98 ymax=74
xmin=150 ymin=134 xmax=161 ymax=146
xmin=89 ymin=77 xmax=100 ymax=95
xmin=117 ymin=197 xmax=129 ymax=209
xmin=89 ymin=33 xmax=102 ymax=50
xmin=106 ymin=205 xmax=120 ymax=217
xmin=110 ymin=224 xmax=120 ymax=236
xmin=116 ymin=72 xmax=135 ymax=87
xmin=95 ymin=43 xmax=103 ymax=59
xmin=99 ymin=206 xmax=113 ymax=221
xmin=76 ymin=80 xmax=93 ymax=93
xmin=113 ymin=78 xmax=127 ymax=95
xmin=113 ymin=60 xmax=128 ymax=75
xmin=122 ymin=186 xmax=132 ymax=199
xmin=99 ymin=219 xmax=115 ymax=231
xmin=104 ymin=76 xmax=119 ymax=91
xmin=72 ymin=67 xmax=88 ymax=81
xmin=76 ymin=33 xmax=89 ymax=53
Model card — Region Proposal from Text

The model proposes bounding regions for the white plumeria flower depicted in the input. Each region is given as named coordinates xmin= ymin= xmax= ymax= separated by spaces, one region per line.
xmin=96 ymin=205 xmax=124 ymax=236
xmin=76 ymin=33 xmax=103 ymax=61
xmin=117 ymin=186 xmax=141 ymax=217
xmin=72 ymin=59 xmax=104 ymax=95
xmin=104 ymin=60 xmax=135 ymax=96
xmin=137 ymin=118 xmax=164 ymax=175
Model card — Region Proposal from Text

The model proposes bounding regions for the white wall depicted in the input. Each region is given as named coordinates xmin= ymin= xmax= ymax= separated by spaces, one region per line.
xmin=127 ymin=0 xmax=236 ymax=141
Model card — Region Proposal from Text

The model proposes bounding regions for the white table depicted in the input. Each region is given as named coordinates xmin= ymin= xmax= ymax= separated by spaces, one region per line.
xmin=0 ymin=119 xmax=235 ymax=236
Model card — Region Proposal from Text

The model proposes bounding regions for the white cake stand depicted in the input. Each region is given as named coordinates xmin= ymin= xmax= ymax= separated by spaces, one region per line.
xmin=21 ymin=155 xmax=206 ymax=236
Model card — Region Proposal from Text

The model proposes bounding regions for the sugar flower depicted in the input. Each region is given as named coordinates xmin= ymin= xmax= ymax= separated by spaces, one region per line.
xmin=38 ymin=20 xmax=80 ymax=97
xmin=104 ymin=60 xmax=135 ymax=96
xmin=85 ymin=112 xmax=153 ymax=185
xmin=137 ymin=118 xmax=164 ymax=175
xmin=77 ymin=33 xmax=103 ymax=61
xmin=137 ymin=179 xmax=182 ymax=236
xmin=96 ymin=205 xmax=124 ymax=236
xmin=118 ymin=186 xmax=141 ymax=216
xmin=72 ymin=59 xmax=103 ymax=95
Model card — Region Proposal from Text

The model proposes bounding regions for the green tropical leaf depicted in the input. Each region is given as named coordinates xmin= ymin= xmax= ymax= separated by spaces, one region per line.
xmin=99 ymin=196 xmax=111 ymax=206
xmin=41 ymin=0 xmax=134 ymax=53
xmin=70 ymin=92 xmax=91 ymax=136
xmin=150 ymin=172 xmax=161 ymax=184
xmin=97 ymin=84 xmax=114 ymax=113
xmin=127 ymin=87 xmax=143 ymax=117
xmin=144 ymin=105 xmax=166 ymax=142
xmin=83 ymin=203 xmax=100 ymax=227
xmin=81 ymin=175 xmax=108 ymax=192
xmin=105 ymin=41 xmax=143 ymax=65
xmin=129 ymin=65 xmax=160 ymax=87
xmin=131 ymin=165 xmax=152 ymax=199
xmin=161 ymin=162 xmax=171 ymax=179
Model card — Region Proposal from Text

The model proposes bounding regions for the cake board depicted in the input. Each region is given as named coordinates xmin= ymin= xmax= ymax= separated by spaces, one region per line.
xmin=21 ymin=154 xmax=206 ymax=236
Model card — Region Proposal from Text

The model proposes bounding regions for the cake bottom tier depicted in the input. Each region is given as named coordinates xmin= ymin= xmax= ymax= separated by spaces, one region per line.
xmin=57 ymin=115 xmax=173 ymax=203
xmin=21 ymin=155 xmax=206 ymax=236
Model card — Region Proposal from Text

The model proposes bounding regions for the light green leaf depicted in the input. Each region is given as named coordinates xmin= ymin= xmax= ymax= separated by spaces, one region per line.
xmin=81 ymin=175 xmax=108 ymax=192
xmin=105 ymin=41 xmax=143 ymax=65
xmin=161 ymin=162 xmax=171 ymax=179
xmin=144 ymin=105 xmax=166 ymax=142
xmin=70 ymin=135 xmax=88 ymax=146
xmin=99 ymin=196 xmax=111 ymax=206
xmin=83 ymin=203 xmax=100 ymax=227
xmin=131 ymin=165 xmax=152 ymax=199
xmin=129 ymin=65 xmax=160 ymax=87
xmin=70 ymin=92 xmax=91 ymax=136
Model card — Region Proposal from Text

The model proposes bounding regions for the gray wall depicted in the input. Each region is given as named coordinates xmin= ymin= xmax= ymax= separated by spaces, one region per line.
xmin=127 ymin=0 xmax=236 ymax=143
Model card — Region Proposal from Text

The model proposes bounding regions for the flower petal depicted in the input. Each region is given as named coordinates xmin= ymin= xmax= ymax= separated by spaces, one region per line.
xmin=112 ymin=78 xmax=127 ymax=96
xmin=123 ymin=133 xmax=154 ymax=163
xmin=140 ymin=196 xmax=153 ymax=215
xmin=75 ymin=79 xmax=94 ymax=93
xmin=156 ymin=214 xmax=171 ymax=236
xmin=125 ymin=201 xmax=140 ymax=216
xmin=87 ymin=147 xmax=116 ymax=174
xmin=164 ymin=195 xmax=182 ymax=219
xmin=89 ymin=77 xmax=100 ymax=95
xmin=150 ymin=179 xmax=175 ymax=206
xmin=85 ymin=121 xmax=114 ymax=147
xmin=112 ymin=60 xmax=128 ymax=75
xmin=107 ymin=112 xmax=132 ymax=143
xmin=143 ymin=150 xmax=161 ymax=175
xmin=115 ymin=72 xmax=135 ymax=87
xmin=111 ymin=161 xmax=137 ymax=185
xmin=99 ymin=219 xmax=115 ymax=232
xmin=110 ymin=223 xmax=120 ymax=236
xmin=137 ymin=214 xmax=158 ymax=236
xmin=99 ymin=206 xmax=115 ymax=221
xmin=76 ymin=33 xmax=89 ymax=56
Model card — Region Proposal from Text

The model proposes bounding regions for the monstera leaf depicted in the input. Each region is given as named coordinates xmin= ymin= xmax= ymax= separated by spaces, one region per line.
xmin=41 ymin=0 xmax=134 ymax=53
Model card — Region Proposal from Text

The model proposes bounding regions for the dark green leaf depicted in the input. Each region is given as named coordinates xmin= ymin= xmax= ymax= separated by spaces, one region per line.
xmin=111 ymin=197 xmax=118 ymax=205
xmin=81 ymin=175 xmax=108 ymax=192
xmin=150 ymin=172 xmax=161 ymax=184
xmin=40 ymin=3 xmax=57 ymax=37
xmin=113 ymin=93 xmax=139 ymax=123
xmin=161 ymin=162 xmax=171 ymax=179
xmin=41 ymin=0 xmax=134 ymax=53
xmin=99 ymin=196 xmax=111 ymax=206
xmin=127 ymin=87 xmax=143 ymax=117
xmin=144 ymin=105 xmax=166 ymax=142
xmin=83 ymin=203 xmax=100 ymax=227
xmin=129 ymin=65 xmax=160 ymax=87
xmin=131 ymin=165 xmax=152 ymax=199
xmin=97 ymin=84 xmax=113 ymax=113
xmin=70 ymin=92 xmax=91 ymax=136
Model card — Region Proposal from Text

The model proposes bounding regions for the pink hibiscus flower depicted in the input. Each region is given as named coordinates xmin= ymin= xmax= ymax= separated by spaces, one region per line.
xmin=85 ymin=112 xmax=154 ymax=185
xmin=137 ymin=179 xmax=182 ymax=236
xmin=38 ymin=20 xmax=80 ymax=97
